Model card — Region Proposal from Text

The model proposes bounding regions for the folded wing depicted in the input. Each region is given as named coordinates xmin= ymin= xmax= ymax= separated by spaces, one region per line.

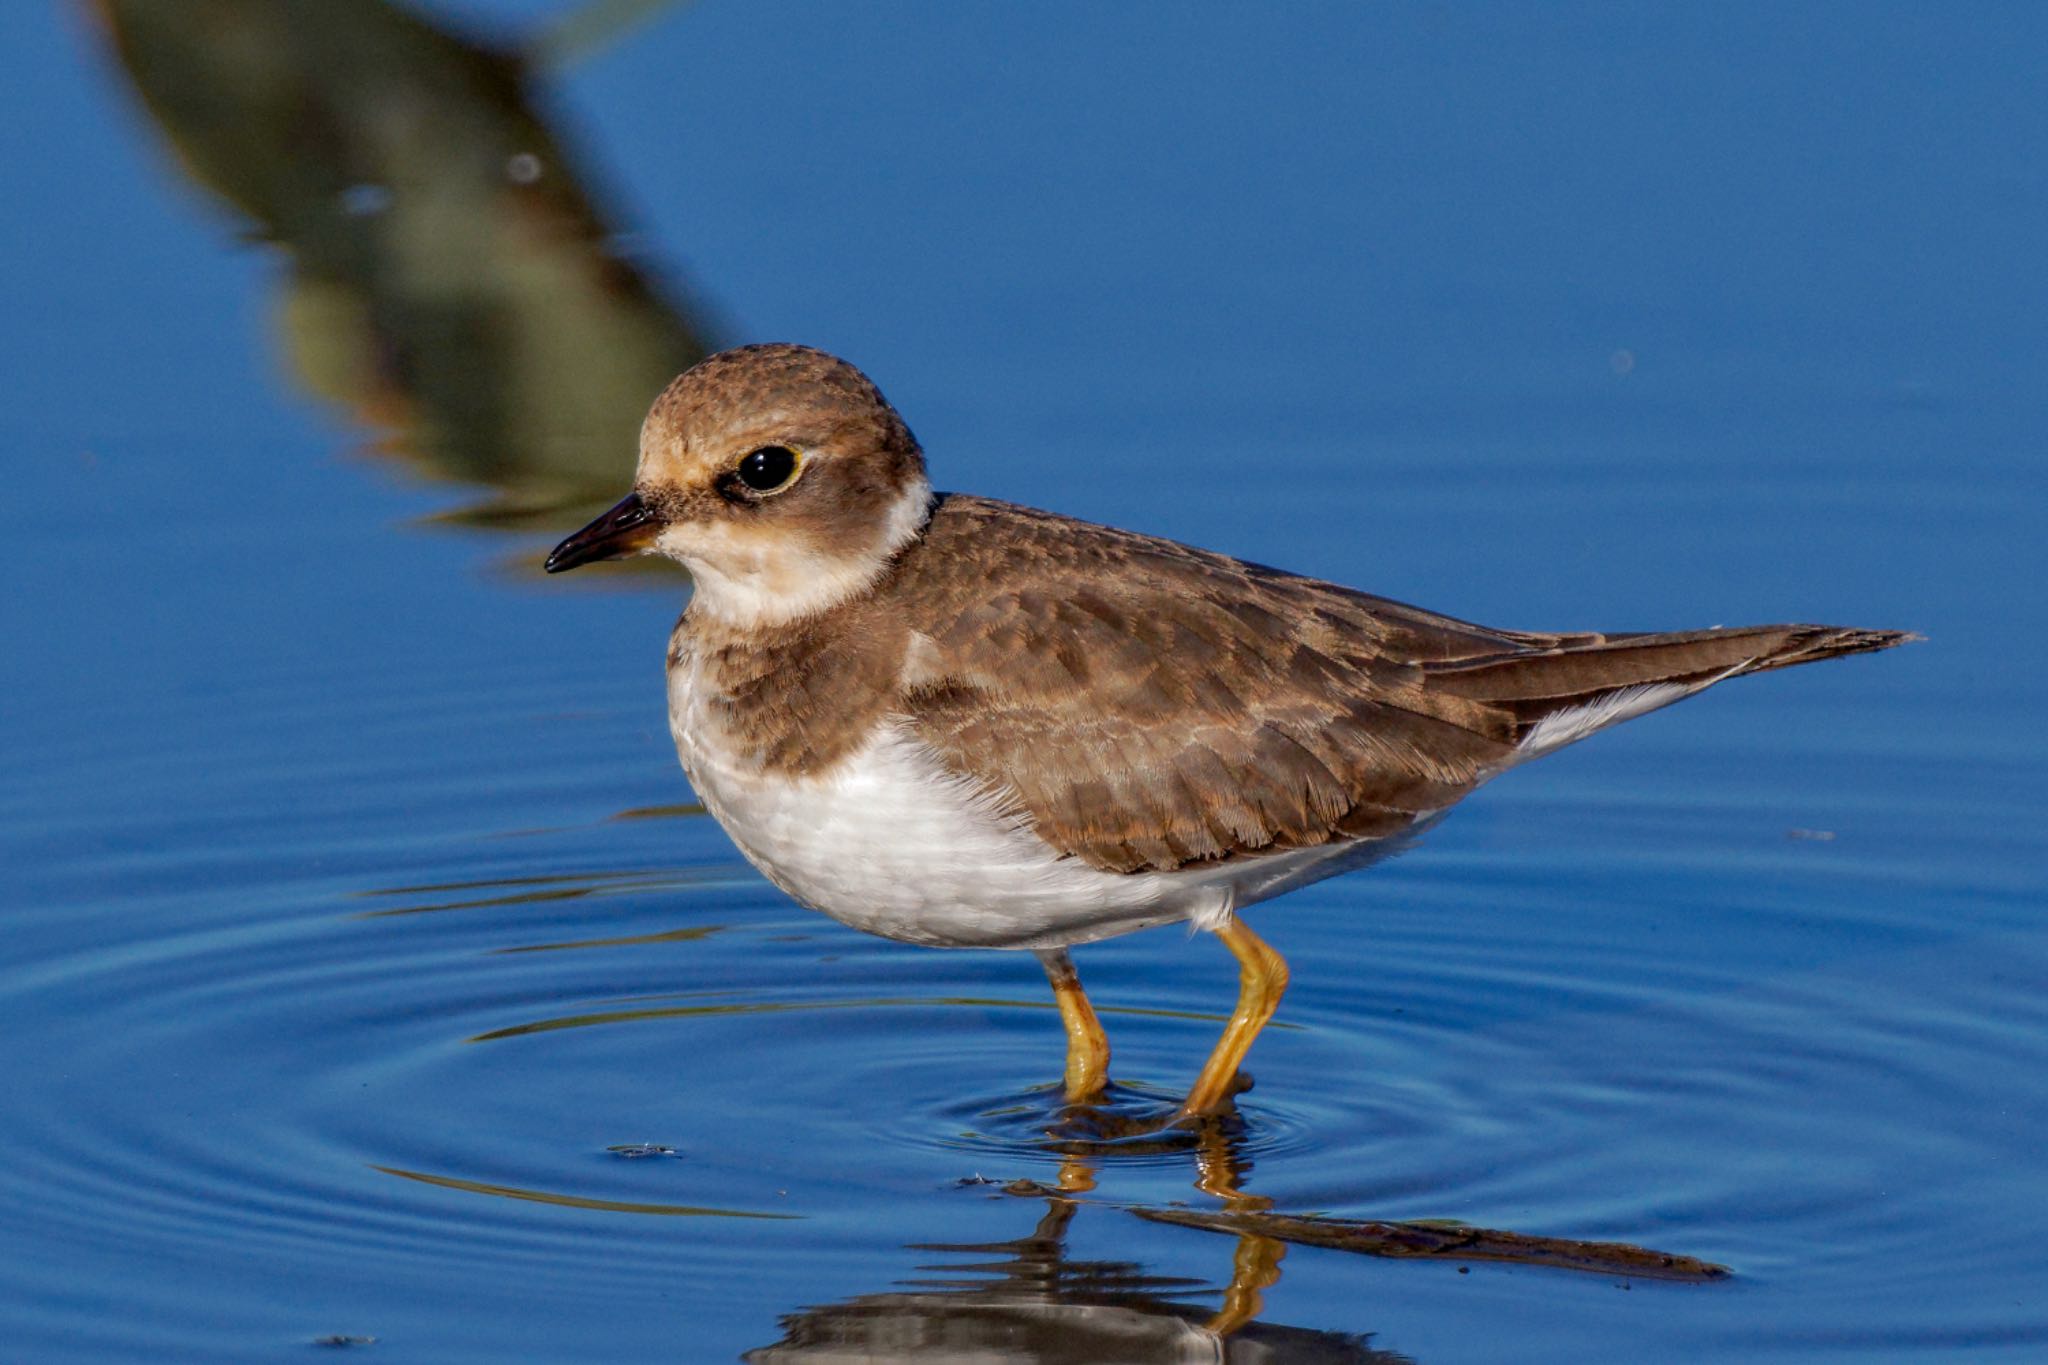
xmin=900 ymin=499 xmax=1911 ymax=875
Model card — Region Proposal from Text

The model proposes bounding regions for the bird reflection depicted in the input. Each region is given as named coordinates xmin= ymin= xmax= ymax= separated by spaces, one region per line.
xmin=749 ymin=1096 xmax=1727 ymax=1362
xmin=748 ymin=1123 xmax=1410 ymax=1365
xmin=89 ymin=0 xmax=714 ymax=530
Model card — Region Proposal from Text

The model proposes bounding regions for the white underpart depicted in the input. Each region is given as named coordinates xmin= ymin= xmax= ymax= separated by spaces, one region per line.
xmin=1513 ymin=663 xmax=1749 ymax=760
xmin=669 ymin=684 xmax=1428 ymax=949
xmin=669 ymin=616 xmax=1745 ymax=949
xmin=659 ymin=474 xmax=933 ymax=629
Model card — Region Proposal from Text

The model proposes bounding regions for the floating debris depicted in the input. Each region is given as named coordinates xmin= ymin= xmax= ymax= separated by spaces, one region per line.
xmin=607 ymin=1143 xmax=680 ymax=1159
xmin=609 ymin=802 xmax=709 ymax=822
xmin=1135 ymin=1206 xmax=1730 ymax=1282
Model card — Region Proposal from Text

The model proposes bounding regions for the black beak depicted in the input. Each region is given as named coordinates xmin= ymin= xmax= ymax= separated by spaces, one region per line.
xmin=545 ymin=492 xmax=658 ymax=573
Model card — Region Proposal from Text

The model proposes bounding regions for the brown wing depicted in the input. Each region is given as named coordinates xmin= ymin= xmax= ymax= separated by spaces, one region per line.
xmin=897 ymin=497 xmax=1911 ymax=875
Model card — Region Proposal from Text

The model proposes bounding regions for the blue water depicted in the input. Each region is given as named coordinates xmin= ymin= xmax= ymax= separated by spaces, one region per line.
xmin=5 ymin=3 xmax=2045 ymax=1360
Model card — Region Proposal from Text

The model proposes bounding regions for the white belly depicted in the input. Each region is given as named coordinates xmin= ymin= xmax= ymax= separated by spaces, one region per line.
xmin=668 ymin=674 xmax=1426 ymax=949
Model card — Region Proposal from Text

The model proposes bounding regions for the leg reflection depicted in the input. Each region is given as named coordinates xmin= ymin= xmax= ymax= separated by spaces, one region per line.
xmin=1191 ymin=1119 xmax=1286 ymax=1337
xmin=1033 ymin=1092 xmax=1287 ymax=1337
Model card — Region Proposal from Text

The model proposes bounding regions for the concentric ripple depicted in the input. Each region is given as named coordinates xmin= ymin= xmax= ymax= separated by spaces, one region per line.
xmin=6 ymin=658 xmax=2046 ymax=1359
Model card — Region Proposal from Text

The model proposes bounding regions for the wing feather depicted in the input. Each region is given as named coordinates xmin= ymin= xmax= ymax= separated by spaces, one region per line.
xmin=892 ymin=497 xmax=1910 ymax=875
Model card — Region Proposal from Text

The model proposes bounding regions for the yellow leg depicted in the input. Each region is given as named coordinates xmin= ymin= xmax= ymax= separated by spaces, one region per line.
xmin=1178 ymin=919 xmax=1289 ymax=1118
xmin=1037 ymin=948 xmax=1110 ymax=1103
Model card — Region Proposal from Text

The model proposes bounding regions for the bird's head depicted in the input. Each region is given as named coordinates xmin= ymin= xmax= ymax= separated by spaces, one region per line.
xmin=545 ymin=344 xmax=932 ymax=627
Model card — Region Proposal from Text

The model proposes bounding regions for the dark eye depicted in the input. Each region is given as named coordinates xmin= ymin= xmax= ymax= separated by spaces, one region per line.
xmin=737 ymin=445 xmax=799 ymax=492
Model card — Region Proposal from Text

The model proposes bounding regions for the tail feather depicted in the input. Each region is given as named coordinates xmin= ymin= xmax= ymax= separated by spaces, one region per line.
xmin=1424 ymin=624 xmax=1917 ymax=757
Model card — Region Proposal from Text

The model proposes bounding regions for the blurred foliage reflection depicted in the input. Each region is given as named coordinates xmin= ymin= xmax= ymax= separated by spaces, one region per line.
xmin=92 ymin=0 xmax=716 ymax=530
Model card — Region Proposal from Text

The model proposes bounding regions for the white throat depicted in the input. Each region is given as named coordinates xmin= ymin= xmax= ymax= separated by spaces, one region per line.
xmin=663 ymin=474 xmax=933 ymax=629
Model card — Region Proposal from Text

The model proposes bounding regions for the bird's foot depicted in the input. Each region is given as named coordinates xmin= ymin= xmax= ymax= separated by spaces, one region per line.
xmin=1171 ymin=1069 xmax=1255 ymax=1126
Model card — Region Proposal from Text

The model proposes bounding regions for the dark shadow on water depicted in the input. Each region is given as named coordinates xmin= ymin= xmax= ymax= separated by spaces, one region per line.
xmin=751 ymin=1117 xmax=1724 ymax=1362
xmin=354 ymin=863 xmax=742 ymax=917
xmin=982 ymin=1102 xmax=1729 ymax=1279
xmin=371 ymin=1162 xmax=796 ymax=1221
xmin=746 ymin=1192 xmax=1409 ymax=1364
xmin=491 ymin=922 xmax=724 ymax=956
xmin=609 ymin=802 xmax=710 ymax=821
xmin=91 ymin=0 xmax=717 ymax=534
xmin=461 ymin=993 xmax=1208 ymax=1044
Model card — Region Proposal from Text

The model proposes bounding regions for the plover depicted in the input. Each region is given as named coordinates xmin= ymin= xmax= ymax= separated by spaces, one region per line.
xmin=546 ymin=344 xmax=1911 ymax=1117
